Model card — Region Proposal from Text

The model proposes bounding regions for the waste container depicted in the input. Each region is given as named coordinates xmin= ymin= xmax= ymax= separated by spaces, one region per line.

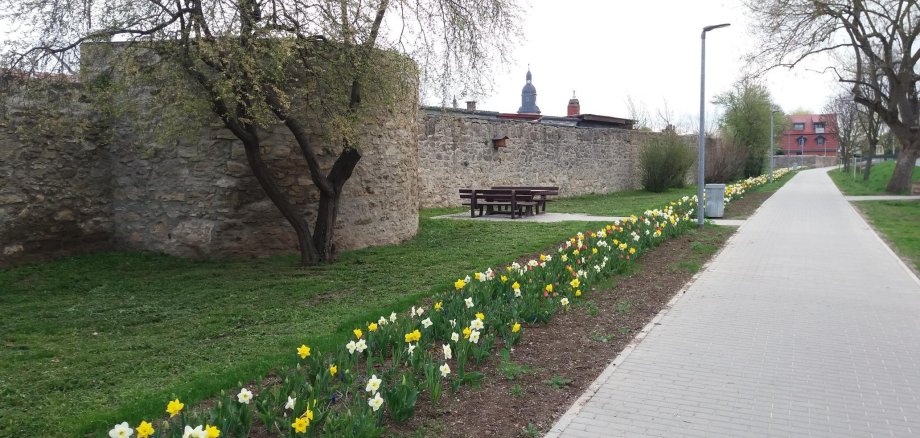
xmin=704 ymin=184 xmax=726 ymax=218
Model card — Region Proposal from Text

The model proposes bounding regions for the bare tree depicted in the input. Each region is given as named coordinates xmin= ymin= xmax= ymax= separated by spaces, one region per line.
xmin=625 ymin=95 xmax=651 ymax=131
xmin=747 ymin=0 xmax=920 ymax=193
xmin=1 ymin=0 xmax=522 ymax=265
xmin=824 ymin=89 xmax=861 ymax=171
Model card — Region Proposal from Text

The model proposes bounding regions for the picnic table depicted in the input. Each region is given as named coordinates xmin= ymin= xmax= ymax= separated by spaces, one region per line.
xmin=458 ymin=186 xmax=559 ymax=219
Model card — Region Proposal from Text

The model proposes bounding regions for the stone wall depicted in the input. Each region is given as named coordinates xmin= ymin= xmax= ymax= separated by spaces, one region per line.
xmin=0 ymin=81 xmax=114 ymax=266
xmin=418 ymin=110 xmax=651 ymax=208
xmin=773 ymin=155 xmax=838 ymax=169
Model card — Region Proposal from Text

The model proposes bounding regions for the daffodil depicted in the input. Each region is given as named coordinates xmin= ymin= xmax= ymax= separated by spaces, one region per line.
xmin=329 ymin=364 xmax=338 ymax=376
xmin=368 ymin=392 xmax=385 ymax=411
xmin=297 ymin=345 xmax=311 ymax=359
xmin=355 ymin=339 xmax=367 ymax=353
xmin=629 ymin=247 xmax=636 ymax=255
xmin=237 ymin=388 xmax=253 ymax=404
xmin=368 ymin=322 xmax=378 ymax=332
xmin=439 ymin=363 xmax=451 ymax=377
xmin=108 ymin=422 xmax=133 ymax=438
xmin=434 ymin=301 xmax=443 ymax=311
xmin=469 ymin=330 xmax=481 ymax=344
xmin=407 ymin=343 xmax=417 ymax=355
xmin=366 ymin=374 xmax=382 ymax=393
xmin=166 ymin=399 xmax=184 ymax=417
xmin=500 ymin=275 xmax=508 ymax=283
xmin=353 ymin=328 xmax=363 ymax=339
xmin=404 ymin=329 xmax=421 ymax=343
xmin=560 ymin=297 xmax=570 ymax=307
xmin=183 ymin=425 xmax=207 ymax=438
xmin=451 ymin=332 xmax=460 ymax=342
xmin=470 ymin=318 xmax=484 ymax=330
xmin=464 ymin=297 xmax=474 ymax=308
xmin=442 ymin=343 xmax=452 ymax=359
xmin=415 ymin=307 xmax=425 ymax=317
xmin=475 ymin=312 xmax=485 ymax=321
xmin=512 ymin=322 xmax=521 ymax=333
xmin=285 ymin=396 xmax=296 ymax=410
xmin=136 ymin=421 xmax=154 ymax=438
xmin=561 ymin=254 xmax=568 ymax=262
xmin=545 ymin=284 xmax=553 ymax=293
xmin=378 ymin=316 xmax=387 ymax=326
xmin=462 ymin=327 xmax=471 ymax=339
xmin=570 ymin=278 xmax=580 ymax=288
xmin=454 ymin=279 xmax=466 ymax=290
xmin=389 ymin=312 xmax=397 ymax=323
xmin=292 ymin=417 xmax=309 ymax=433
xmin=205 ymin=425 xmax=220 ymax=438
xmin=575 ymin=289 xmax=582 ymax=297
xmin=421 ymin=317 xmax=433 ymax=328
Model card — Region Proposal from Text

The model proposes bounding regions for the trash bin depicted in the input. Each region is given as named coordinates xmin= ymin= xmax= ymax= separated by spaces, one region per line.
xmin=704 ymin=184 xmax=726 ymax=218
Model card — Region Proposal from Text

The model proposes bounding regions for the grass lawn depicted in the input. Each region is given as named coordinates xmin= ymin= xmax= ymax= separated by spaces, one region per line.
xmin=828 ymin=161 xmax=920 ymax=195
xmin=855 ymin=201 xmax=920 ymax=271
xmin=1 ymin=217 xmax=621 ymax=436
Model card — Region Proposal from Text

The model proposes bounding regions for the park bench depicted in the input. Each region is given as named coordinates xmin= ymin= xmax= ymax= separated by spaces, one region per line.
xmin=491 ymin=186 xmax=559 ymax=213
xmin=459 ymin=188 xmax=541 ymax=219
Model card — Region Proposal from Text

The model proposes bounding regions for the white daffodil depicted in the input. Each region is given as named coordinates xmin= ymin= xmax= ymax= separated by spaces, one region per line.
xmin=421 ymin=317 xmax=433 ymax=328
xmin=108 ymin=422 xmax=133 ymax=438
xmin=470 ymin=319 xmax=484 ymax=330
xmin=527 ymin=260 xmax=538 ymax=267
xmin=511 ymin=262 xmax=521 ymax=270
xmin=366 ymin=374 xmax=382 ymax=393
xmin=560 ymin=297 xmax=570 ymax=306
xmin=183 ymin=425 xmax=207 ymax=438
xmin=368 ymin=392 xmax=384 ymax=411
xmin=451 ymin=332 xmax=460 ymax=342
xmin=346 ymin=340 xmax=357 ymax=354
xmin=449 ymin=319 xmax=457 ymax=328
xmin=464 ymin=297 xmax=474 ymax=308
xmin=237 ymin=388 xmax=253 ymax=404
xmin=285 ymin=396 xmax=296 ymax=410
xmin=416 ymin=307 xmax=425 ymax=317
xmin=469 ymin=330 xmax=480 ymax=344
xmin=355 ymin=339 xmax=367 ymax=353
xmin=464 ymin=275 xmax=471 ymax=283
xmin=442 ymin=343 xmax=452 ymax=360
xmin=407 ymin=343 xmax=416 ymax=355
xmin=378 ymin=316 xmax=387 ymax=326
xmin=514 ymin=289 xmax=522 ymax=298
xmin=439 ymin=363 xmax=451 ymax=377
xmin=389 ymin=312 xmax=397 ymax=323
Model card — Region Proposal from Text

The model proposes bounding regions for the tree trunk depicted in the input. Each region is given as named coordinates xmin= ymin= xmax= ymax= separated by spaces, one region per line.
xmin=885 ymin=146 xmax=920 ymax=193
xmin=242 ymin=137 xmax=321 ymax=265
xmin=862 ymin=151 xmax=873 ymax=181
xmin=312 ymin=147 xmax=362 ymax=262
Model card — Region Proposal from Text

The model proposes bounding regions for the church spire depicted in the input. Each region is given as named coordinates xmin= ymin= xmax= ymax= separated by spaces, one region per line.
xmin=518 ymin=66 xmax=540 ymax=114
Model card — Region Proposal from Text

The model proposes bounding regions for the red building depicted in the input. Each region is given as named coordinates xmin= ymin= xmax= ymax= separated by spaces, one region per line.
xmin=781 ymin=114 xmax=839 ymax=156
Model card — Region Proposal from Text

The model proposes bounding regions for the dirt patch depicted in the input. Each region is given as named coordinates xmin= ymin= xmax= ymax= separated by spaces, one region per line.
xmin=385 ymin=226 xmax=735 ymax=438
xmin=722 ymin=191 xmax=771 ymax=219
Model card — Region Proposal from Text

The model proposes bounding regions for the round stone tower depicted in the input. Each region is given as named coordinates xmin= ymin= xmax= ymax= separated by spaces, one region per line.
xmin=517 ymin=67 xmax=541 ymax=114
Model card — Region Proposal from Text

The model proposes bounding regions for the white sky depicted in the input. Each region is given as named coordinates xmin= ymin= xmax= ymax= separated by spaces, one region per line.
xmin=454 ymin=0 xmax=842 ymax=128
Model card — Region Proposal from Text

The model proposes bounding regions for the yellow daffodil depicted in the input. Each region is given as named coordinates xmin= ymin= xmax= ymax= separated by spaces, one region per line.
xmin=297 ymin=344 xmax=311 ymax=359
xmin=474 ymin=272 xmax=482 ymax=280
xmin=434 ymin=301 xmax=443 ymax=311
xmin=500 ymin=275 xmax=508 ymax=283
xmin=570 ymin=278 xmax=580 ymax=289
xmin=475 ymin=312 xmax=485 ymax=321
xmin=368 ymin=322 xmax=378 ymax=332
xmin=353 ymin=328 xmax=363 ymax=339
xmin=205 ymin=424 xmax=221 ymax=438
xmin=404 ymin=329 xmax=421 ymax=343
xmin=463 ymin=327 xmax=472 ymax=339
xmin=539 ymin=254 xmax=547 ymax=261
xmin=575 ymin=289 xmax=582 ymax=297
xmin=511 ymin=281 xmax=520 ymax=290
xmin=136 ymin=421 xmax=155 ymax=438
xmin=561 ymin=254 xmax=568 ymax=262
xmin=545 ymin=284 xmax=553 ymax=293
xmin=454 ymin=279 xmax=466 ymax=290
xmin=329 ymin=364 xmax=338 ymax=376
xmin=629 ymin=247 xmax=636 ymax=255
xmin=592 ymin=248 xmax=598 ymax=254
xmin=292 ymin=417 xmax=309 ymax=433
xmin=511 ymin=322 xmax=521 ymax=333
xmin=166 ymin=399 xmax=184 ymax=417
xmin=573 ymin=249 xmax=580 ymax=256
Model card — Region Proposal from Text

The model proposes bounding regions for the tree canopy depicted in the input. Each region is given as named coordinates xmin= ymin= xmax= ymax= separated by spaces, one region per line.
xmin=715 ymin=79 xmax=784 ymax=178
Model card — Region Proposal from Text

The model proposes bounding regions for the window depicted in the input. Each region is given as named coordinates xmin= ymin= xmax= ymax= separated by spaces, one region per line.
xmin=816 ymin=136 xmax=826 ymax=146
xmin=793 ymin=123 xmax=805 ymax=130
xmin=797 ymin=136 xmax=806 ymax=146
xmin=814 ymin=122 xmax=825 ymax=134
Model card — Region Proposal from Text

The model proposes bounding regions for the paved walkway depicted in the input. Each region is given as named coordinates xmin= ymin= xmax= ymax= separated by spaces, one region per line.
xmin=846 ymin=195 xmax=920 ymax=202
xmin=547 ymin=168 xmax=920 ymax=437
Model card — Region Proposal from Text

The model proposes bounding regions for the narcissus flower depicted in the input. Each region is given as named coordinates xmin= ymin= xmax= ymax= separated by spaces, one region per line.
xmin=451 ymin=332 xmax=460 ymax=342
xmin=575 ymin=289 xmax=582 ymax=297
xmin=512 ymin=322 xmax=521 ymax=333
xmin=462 ymin=327 xmax=471 ymax=339
xmin=407 ymin=343 xmax=417 ymax=355
xmin=454 ymin=279 xmax=466 ymax=290
xmin=439 ymin=363 xmax=451 ymax=377
xmin=183 ymin=425 xmax=207 ymax=438
xmin=629 ymin=247 xmax=636 ymax=255
xmin=292 ymin=417 xmax=309 ymax=433
xmin=205 ymin=425 xmax=220 ymax=438
xmin=136 ymin=421 xmax=154 ymax=438
xmin=421 ymin=318 xmax=433 ymax=328
xmin=366 ymin=374 xmax=382 ymax=393
xmin=560 ymin=297 xmax=570 ymax=307
xmin=285 ymin=396 xmax=296 ymax=410
xmin=469 ymin=330 xmax=481 ymax=344
xmin=368 ymin=392 xmax=384 ymax=411
xmin=545 ymin=284 xmax=553 ymax=293
xmin=475 ymin=312 xmax=485 ymax=321
xmin=415 ymin=307 xmax=425 ymax=317
xmin=500 ymin=275 xmax=508 ymax=283
xmin=464 ymin=297 xmax=474 ymax=308
xmin=346 ymin=340 xmax=357 ymax=354
xmin=570 ymin=278 xmax=580 ymax=288
xmin=378 ymin=316 xmax=387 ymax=326
xmin=166 ymin=399 xmax=184 ymax=417
xmin=237 ymin=388 xmax=253 ymax=404
xmin=355 ymin=339 xmax=367 ymax=353
xmin=297 ymin=345 xmax=311 ymax=359
xmin=443 ymin=343 xmax=452 ymax=359
xmin=368 ymin=322 xmax=378 ymax=332
xmin=353 ymin=328 xmax=363 ymax=339
xmin=434 ymin=301 xmax=443 ymax=311
xmin=470 ymin=318 xmax=484 ymax=330
xmin=108 ymin=422 xmax=133 ymax=438
xmin=404 ymin=329 xmax=421 ymax=343
xmin=561 ymin=254 xmax=568 ymax=262
xmin=389 ymin=312 xmax=397 ymax=322
xmin=329 ymin=364 xmax=338 ymax=376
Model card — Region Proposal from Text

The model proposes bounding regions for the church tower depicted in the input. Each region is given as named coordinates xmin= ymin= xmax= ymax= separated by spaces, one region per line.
xmin=517 ymin=67 xmax=541 ymax=114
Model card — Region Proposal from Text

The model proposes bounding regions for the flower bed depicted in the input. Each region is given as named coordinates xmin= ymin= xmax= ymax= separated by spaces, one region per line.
xmin=106 ymin=169 xmax=790 ymax=438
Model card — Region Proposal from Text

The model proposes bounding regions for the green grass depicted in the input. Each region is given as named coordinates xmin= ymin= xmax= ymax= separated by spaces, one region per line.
xmin=855 ymin=201 xmax=920 ymax=271
xmin=0 ymin=217 xmax=612 ymax=437
xmin=549 ymin=187 xmax=697 ymax=216
xmin=828 ymin=161 xmax=920 ymax=195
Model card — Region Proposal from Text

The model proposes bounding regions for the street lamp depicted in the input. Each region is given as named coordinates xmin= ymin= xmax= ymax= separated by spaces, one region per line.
xmin=770 ymin=109 xmax=781 ymax=182
xmin=697 ymin=22 xmax=730 ymax=227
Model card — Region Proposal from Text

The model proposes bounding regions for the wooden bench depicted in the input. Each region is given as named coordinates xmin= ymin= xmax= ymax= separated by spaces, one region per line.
xmin=491 ymin=186 xmax=559 ymax=213
xmin=459 ymin=188 xmax=540 ymax=219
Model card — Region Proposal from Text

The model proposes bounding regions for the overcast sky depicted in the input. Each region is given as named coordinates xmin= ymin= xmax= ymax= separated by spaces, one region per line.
xmin=453 ymin=0 xmax=842 ymax=128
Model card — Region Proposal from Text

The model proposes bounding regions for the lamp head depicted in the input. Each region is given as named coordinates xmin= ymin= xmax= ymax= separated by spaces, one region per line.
xmin=703 ymin=23 xmax=731 ymax=32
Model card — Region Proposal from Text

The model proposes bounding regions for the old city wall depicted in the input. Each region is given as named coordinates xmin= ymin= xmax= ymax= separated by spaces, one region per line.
xmin=418 ymin=111 xmax=648 ymax=208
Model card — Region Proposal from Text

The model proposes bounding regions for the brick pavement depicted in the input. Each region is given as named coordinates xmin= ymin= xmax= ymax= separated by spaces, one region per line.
xmin=547 ymin=169 xmax=920 ymax=437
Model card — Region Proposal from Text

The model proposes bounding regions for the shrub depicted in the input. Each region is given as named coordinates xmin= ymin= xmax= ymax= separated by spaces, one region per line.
xmin=705 ymin=139 xmax=749 ymax=183
xmin=639 ymin=132 xmax=695 ymax=192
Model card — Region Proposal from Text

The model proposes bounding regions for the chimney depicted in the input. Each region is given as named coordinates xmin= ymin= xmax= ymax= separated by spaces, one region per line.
xmin=567 ymin=91 xmax=580 ymax=117
xmin=466 ymin=100 xmax=477 ymax=111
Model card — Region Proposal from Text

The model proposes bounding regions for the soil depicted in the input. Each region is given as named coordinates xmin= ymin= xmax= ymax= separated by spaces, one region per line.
xmin=385 ymin=225 xmax=736 ymax=438
xmin=722 ymin=191 xmax=771 ymax=219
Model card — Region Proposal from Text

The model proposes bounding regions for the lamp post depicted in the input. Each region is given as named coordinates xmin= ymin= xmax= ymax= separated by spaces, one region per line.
xmin=697 ymin=22 xmax=730 ymax=227
xmin=770 ymin=109 xmax=781 ymax=182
